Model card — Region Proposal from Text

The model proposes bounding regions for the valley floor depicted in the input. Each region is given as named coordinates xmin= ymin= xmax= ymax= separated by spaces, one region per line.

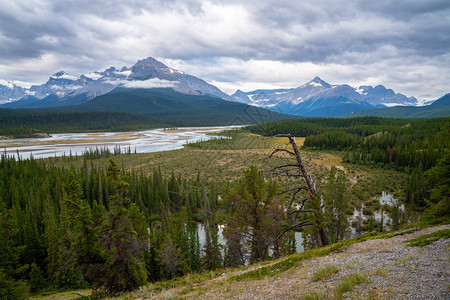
xmin=123 ymin=225 xmax=449 ymax=300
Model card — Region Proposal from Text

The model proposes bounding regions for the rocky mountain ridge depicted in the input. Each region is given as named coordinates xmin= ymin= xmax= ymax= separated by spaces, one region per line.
xmin=231 ymin=77 xmax=422 ymax=117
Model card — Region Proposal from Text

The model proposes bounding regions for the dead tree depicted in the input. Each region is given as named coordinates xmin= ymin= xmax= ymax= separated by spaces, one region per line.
xmin=267 ymin=134 xmax=331 ymax=247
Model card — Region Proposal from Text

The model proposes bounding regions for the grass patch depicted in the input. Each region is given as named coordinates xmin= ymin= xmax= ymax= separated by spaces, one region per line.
xmin=335 ymin=273 xmax=370 ymax=294
xmin=129 ymin=268 xmax=224 ymax=297
xmin=374 ymin=228 xmax=418 ymax=240
xmin=178 ymin=287 xmax=196 ymax=295
xmin=394 ymin=251 xmax=422 ymax=266
xmin=312 ymin=265 xmax=339 ymax=282
xmin=227 ymin=256 xmax=301 ymax=282
xmin=342 ymin=263 xmax=356 ymax=270
xmin=370 ymin=267 xmax=388 ymax=277
xmin=28 ymin=289 xmax=92 ymax=299
xmin=302 ymin=290 xmax=330 ymax=300
xmin=405 ymin=229 xmax=450 ymax=247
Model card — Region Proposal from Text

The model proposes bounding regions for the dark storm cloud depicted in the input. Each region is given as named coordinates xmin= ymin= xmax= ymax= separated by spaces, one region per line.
xmin=357 ymin=0 xmax=450 ymax=20
xmin=227 ymin=0 xmax=450 ymax=63
xmin=0 ymin=4 xmax=76 ymax=59
xmin=1 ymin=0 xmax=448 ymax=62
xmin=0 ymin=0 xmax=448 ymax=98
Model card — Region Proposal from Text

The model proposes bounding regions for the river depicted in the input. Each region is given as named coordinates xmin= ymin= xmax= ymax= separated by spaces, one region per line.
xmin=0 ymin=126 xmax=239 ymax=159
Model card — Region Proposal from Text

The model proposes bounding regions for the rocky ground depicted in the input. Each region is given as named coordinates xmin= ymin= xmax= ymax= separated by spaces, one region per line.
xmin=129 ymin=225 xmax=449 ymax=300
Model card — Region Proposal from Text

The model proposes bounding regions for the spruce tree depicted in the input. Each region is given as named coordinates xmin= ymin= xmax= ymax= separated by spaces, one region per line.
xmin=100 ymin=160 xmax=147 ymax=293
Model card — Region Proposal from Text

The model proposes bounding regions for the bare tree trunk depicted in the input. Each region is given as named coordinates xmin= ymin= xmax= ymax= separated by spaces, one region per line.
xmin=287 ymin=135 xmax=331 ymax=247
xmin=268 ymin=134 xmax=332 ymax=247
xmin=287 ymin=134 xmax=316 ymax=200
xmin=319 ymin=228 xmax=332 ymax=246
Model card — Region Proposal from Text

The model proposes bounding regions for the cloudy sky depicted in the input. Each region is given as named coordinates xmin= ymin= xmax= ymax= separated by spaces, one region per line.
xmin=1 ymin=0 xmax=449 ymax=100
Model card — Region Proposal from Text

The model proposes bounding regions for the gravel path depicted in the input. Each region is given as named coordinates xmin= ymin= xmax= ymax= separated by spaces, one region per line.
xmin=302 ymin=225 xmax=450 ymax=299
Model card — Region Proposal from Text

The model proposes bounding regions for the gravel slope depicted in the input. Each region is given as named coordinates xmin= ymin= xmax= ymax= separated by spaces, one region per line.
xmin=132 ymin=225 xmax=449 ymax=300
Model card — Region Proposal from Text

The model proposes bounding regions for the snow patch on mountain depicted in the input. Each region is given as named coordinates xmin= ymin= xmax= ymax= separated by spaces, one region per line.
xmin=309 ymin=81 xmax=323 ymax=87
xmin=355 ymin=87 xmax=367 ymax=95
xmin=51 ymin=71 xmax=78 ymax=81
xmin=83 ymin=72 xmax=103 ymax=80
xmin=168 ymin=68 xmax=185 ymax=75
xmin=0 ymin=79 xmax=14 ymax=89
xmin=113 ymin=70 xmax=131 ymax=77
xmin=415 ymin=98 xmax=435 ymax=106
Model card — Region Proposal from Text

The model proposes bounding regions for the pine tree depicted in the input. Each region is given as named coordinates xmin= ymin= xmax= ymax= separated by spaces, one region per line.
xmin=0 ymin=203 xmax=26 ymax=299
xmin=201 ymin=215 xmax=222 ymax=270
xmin=322 ymin=167 xmax=351 ymax=243
xmin=223 ymin=166 xmax=285 ymax=264
xmin=100 ymin=160 xmax=147 ymax=293
xmin=43 ymin=201 xmax=62 ymax=287
xmin=160 ymin=235 xmax=182 ymax=279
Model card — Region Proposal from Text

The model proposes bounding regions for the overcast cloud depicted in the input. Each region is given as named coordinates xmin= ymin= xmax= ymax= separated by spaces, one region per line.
xmin=0 ymin=0 xmax=449 ymax=99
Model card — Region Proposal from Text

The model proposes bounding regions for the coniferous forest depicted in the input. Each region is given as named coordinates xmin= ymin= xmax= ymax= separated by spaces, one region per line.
xmin=249 ymin=117 xmax=449 ymax=212
xmin=1 ymin=116 xmax=449 ymax=299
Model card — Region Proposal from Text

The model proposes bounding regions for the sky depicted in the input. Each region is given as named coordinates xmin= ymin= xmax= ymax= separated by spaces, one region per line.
xmin=0 ymin=0 xmax=449 ymax=100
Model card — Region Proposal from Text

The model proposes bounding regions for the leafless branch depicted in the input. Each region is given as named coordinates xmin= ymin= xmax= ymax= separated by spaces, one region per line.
xmin=267 ymin=164 xmax=299 ymax=173
xmin=266 ymin=148 xmax=296 ymax=160
xmin=279 ymin=186 xmax=309 ymax=195
xmin=262 ymin=134 xmax=290 ymax=140
xmin=267 ymin=172 xmax=303 ymax=177
xmin=272 ymin=220 xmax=311 ymax=245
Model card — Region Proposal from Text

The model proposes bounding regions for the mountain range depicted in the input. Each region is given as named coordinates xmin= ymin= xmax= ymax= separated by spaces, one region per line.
xmin=349 ymin=93 xmax=450 ymax=119
xmin=0 ymin=57 xmax=234 ymax=109
xmin=0 ymin=57 xmax=447 ymax=118
xmin=231 ymin=77 xmax=425 ymax=117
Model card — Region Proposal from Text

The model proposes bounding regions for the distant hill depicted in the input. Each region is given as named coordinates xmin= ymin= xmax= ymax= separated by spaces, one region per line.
xmin=0 ymin=110 xmax=166 ymax=137
xmin=57 ymin=88 xmax=292 ymax=126
xmin=0 ymin=88 xmax=295 ymax=132
xmin=349 ymin=93 xmax=450 ymax=118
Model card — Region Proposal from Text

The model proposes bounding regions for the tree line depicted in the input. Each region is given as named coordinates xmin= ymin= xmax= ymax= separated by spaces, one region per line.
xmin=0 ymin=111 xmax=164 ymax=138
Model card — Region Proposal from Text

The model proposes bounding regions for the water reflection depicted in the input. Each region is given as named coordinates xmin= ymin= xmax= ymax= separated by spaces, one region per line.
xmin=196 ymin=223 xmax=304 ymax=255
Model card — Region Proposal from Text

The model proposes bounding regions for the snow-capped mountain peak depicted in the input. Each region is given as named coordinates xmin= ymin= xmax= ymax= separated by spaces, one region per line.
xmin=0 ymin=57 xmax=234 ymax=106
xmin=50 ymin=71 xmax=78 ymax=81
xmin=308 ymin=76 xmax=332 ymax=89
xmin=0 ymin=80 xmax=29 ymax=104
xmin=0 ymin=79 xmax=14 ymax=89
